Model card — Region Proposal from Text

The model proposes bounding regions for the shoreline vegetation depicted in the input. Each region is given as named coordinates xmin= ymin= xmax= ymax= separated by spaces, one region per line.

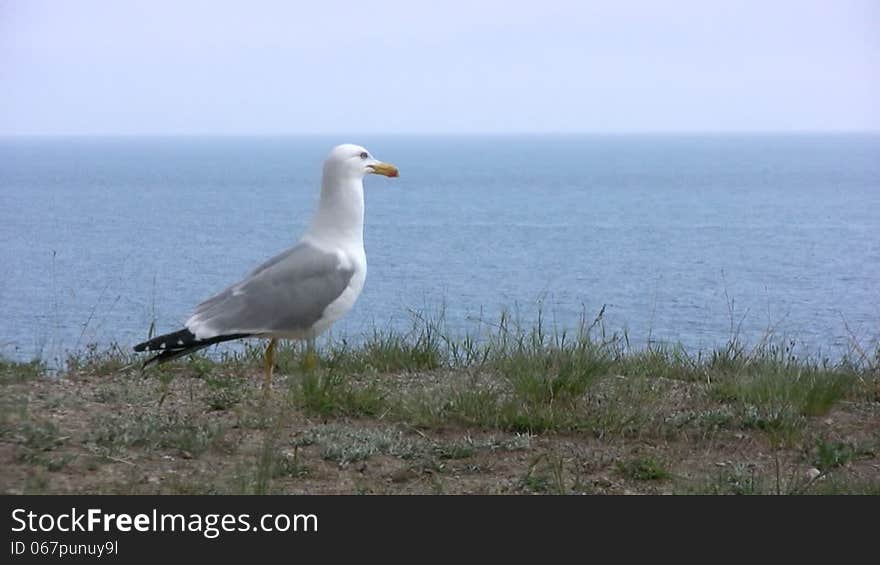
xmin=2 ymin=312 xmax=878 ymax=494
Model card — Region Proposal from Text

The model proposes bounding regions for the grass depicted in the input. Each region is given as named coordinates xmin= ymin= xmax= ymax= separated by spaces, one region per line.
xmin=0 ymin=357 xmax=44 ymax=384
xmin=708 ymin=351 xmax=858 ymax=444
xmin=87 ymin=408 xmax=225 ymax=458
xmin=326 ymin=328 xmax=444 ymax=373
xmin=294 ymin=424 xmax=530 ymax=467
xmin=696 ymin=464 xmax=765 ymax=495
xmin=616 ymin=344 xmax=701 ymax=381
xmin=297 ymin=425 xmax=423 ymax=464
xmin=65 ymin=343 xmax=136 ymax=375
xmin=812 ymin=439 xmax=873 ymax=472
xmin=0 ymin=393 xmax=73 ymax=472
xmin=292 ymin=370 xmax=387 ymax=417
xmin=1 ymin=313 xmax=877 ymax=495
xmin=521 ymin=453 xmax=571 ymax=494
xmin=616 ymin=457 xmax=671 ymax=481
xmin=486 ymin=320 xmax=613 ymax=405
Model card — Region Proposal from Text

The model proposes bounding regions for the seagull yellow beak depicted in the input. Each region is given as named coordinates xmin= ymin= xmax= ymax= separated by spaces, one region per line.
xmin=367 ymin=162 xmax=399 ymax=177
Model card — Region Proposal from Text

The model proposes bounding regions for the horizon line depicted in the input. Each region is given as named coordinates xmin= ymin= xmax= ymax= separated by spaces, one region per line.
xmin=2 ymin=129 xmax=879 ymax=138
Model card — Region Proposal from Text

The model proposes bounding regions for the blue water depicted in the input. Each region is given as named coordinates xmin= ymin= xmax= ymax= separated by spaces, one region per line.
xmin=1 ymin=135 xmax=878 ymax=362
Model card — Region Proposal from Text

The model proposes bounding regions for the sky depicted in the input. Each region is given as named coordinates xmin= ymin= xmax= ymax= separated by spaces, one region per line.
xmin=1 ymin=0 xmax=877 ymax=135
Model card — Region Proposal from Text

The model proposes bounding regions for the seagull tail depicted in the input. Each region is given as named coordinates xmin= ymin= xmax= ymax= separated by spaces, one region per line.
xmin=133 ymin=328 xmax=251 ymax=367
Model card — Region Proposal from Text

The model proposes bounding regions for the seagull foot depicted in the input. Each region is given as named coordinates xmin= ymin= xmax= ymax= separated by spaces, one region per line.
xmin=301 ymin=349 xmax=319 ymax=373
xmin=262 ymin=338 xmax=278 ymax=398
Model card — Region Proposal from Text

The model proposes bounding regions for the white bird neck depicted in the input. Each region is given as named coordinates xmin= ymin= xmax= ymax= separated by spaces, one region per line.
xmin=306 ymin=173 xmax=365 ymax=248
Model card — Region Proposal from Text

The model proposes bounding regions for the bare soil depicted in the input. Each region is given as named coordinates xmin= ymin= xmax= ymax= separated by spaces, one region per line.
xmin=2 ymin=365 xmax=878 ymax=495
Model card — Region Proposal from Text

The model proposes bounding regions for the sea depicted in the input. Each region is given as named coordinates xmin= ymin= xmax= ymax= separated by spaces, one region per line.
xmin=1 ymin=134 xmax=878 ymax=363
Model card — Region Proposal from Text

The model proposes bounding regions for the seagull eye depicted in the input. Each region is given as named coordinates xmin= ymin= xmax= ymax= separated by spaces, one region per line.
xmin=359 ymin=152 xmax=369 ymax=159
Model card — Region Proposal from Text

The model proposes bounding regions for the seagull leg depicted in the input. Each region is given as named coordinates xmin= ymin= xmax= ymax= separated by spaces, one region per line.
xmin=302 ymin=337 xmax=318 ymax=373
xmin=263 ymin=338 xmax=277 ymax=395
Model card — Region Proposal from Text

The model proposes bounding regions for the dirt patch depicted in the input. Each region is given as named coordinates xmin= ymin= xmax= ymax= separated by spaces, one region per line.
xmin=1 ymin=361 xmax=878 ymax=495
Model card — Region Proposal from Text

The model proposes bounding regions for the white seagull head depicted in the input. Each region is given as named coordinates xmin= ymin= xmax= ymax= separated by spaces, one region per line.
xmin=323 ymin=143 xmax=399 ymax=181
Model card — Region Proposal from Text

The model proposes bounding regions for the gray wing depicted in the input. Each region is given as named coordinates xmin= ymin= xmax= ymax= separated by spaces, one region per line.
xmin=186 ymin=242 xmax=355 ymax=337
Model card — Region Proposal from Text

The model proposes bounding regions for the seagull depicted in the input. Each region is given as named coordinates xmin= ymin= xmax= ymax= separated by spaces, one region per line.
xmin=133 ymin=144 xmax=399 ymax=392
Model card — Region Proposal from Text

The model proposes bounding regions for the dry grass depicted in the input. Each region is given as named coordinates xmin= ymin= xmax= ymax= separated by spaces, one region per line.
xmin=1 ymin=319 xmax=878 ymax=495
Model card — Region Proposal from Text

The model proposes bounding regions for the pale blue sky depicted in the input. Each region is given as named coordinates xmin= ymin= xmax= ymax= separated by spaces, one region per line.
xmin=1 ymin=0 xmax=877 ymax=134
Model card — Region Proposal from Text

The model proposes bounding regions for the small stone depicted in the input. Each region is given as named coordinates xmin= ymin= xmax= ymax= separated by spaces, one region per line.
xmin=805 ymin=467 xmax=822 ymax=480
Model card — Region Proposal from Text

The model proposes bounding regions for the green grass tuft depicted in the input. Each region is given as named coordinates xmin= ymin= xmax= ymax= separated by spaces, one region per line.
xmin=615 ymin=344 xmax=701 ymax=381
xmin=711 ymin=367 xmax=856 ymax=442
xmin=0 ymin=357 xmax=44 ymax=384
xmin=812 ymin=440 xmax=872 ymax=472
xmin=291 ymin=370 xmax=387 ymax=417
xmin=325 ymin=328 xmax=443 ymax=374
xmin=617 ymin=457 xmax=671 ymax=481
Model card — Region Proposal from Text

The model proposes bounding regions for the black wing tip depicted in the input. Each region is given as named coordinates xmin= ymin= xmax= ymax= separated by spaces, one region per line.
xmin=133 ymin=328 xmax=198 ymax=353
xmin=133 ymin=328 xmax=252 ymax=367
xmin=142 ymin=349 xmax=185 ymax=367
